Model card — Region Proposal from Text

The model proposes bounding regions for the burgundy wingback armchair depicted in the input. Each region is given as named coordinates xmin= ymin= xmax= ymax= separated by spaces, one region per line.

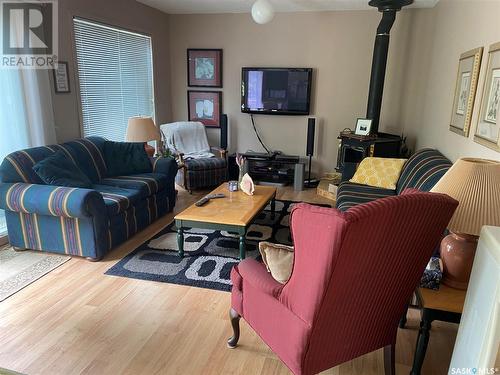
xmin=228 ymin=189 xmax=457 ymax=375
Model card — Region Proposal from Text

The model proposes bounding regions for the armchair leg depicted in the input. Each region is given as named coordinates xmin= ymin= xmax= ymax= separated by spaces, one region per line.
xmin=384 ymin=343 xmax=396 ymax=375
xmin=227 ymin=308 xmax=241 ymax=349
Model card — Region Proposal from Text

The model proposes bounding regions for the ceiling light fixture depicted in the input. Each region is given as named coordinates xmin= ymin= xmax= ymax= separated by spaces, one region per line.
xmin=251 ymin=0 xmax=275 ymax=24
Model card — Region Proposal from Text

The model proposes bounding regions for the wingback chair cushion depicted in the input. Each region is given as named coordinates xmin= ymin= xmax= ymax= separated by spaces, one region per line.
xmin=230 ymin=190 xmax=458 ymax=375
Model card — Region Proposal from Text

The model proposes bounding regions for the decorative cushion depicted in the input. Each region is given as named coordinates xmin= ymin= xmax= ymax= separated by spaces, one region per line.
xmin=259 ymin=241 xmax=294 ymax=284
xmin=104 ymin=141 xmax=152 ymax=177
xmin=32 ymin=151 xmax=92 ymax=188
xmin=349 ymin=157 xmax=407 ymax=190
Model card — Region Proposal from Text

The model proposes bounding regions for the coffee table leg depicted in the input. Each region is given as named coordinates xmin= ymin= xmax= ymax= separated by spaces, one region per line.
xmin=239 ymin=235 xmax=246 ymax=260
xmin=271 ymin=197 xmax=276 ymax=220
xmin=177 ymin=227 xmax=184 ymax=257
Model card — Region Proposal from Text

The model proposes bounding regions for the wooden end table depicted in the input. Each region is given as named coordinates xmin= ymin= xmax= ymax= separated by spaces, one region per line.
xmin=409 ymin=285 xmax=466 ymax=375
xmin=174 ymin=184 xmax=277 ymax=260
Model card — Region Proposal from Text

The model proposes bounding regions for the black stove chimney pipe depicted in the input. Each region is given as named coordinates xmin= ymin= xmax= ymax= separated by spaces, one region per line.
xmin=366 ymin=0 xmax=413 ymax=134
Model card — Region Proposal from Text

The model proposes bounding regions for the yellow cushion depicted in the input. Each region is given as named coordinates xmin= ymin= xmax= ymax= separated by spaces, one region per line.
xmin=349 ymin=157 xmax=407 ymax=190
xmin=259 ymin=242 xmax=294 ymax=284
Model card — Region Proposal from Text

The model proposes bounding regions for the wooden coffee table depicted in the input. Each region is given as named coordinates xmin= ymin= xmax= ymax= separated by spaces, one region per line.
xmin=174 ymin=184 xmax=277 ymax=260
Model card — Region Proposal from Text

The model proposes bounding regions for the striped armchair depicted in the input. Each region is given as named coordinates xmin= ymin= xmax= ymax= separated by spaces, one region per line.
xmin=336 ymin=149 xmax=452 ymax=212
xmin=0 ymin=137 xmax=178 ymax=260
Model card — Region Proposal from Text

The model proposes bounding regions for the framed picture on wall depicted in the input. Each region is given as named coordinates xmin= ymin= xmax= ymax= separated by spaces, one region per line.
xmin=474 ymin=42 xmax=500 ymax=152
xmin=53 ymin=61 xmax=70 ymax=93
xmin=449 ymin=47 xmax=482 ymax=137
xmin=187 ymin=49 xmax=223 ymax=88
xmin=188 ymin=90 xmax=222 ymax=127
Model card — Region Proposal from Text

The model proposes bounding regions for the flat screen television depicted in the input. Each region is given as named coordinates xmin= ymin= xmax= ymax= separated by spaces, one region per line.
xmin=241 ymin=67 xmax=312 ymax=116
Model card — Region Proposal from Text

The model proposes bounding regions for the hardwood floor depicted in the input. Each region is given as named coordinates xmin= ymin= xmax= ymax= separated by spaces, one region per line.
xmin=0 ymin=186 xmax=457 ymax=375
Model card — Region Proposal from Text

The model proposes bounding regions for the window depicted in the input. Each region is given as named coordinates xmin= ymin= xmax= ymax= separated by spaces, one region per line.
xmin=73 ymin=18 xmax=155 ymax=141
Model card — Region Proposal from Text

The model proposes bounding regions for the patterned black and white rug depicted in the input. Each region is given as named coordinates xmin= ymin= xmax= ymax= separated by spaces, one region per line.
xmin=105 ymin=200 xmax=316 ymax=292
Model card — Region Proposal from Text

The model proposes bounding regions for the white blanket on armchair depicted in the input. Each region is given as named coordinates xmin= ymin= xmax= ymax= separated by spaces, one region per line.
xmin=160 ymin=121 xmax=214 ymax=159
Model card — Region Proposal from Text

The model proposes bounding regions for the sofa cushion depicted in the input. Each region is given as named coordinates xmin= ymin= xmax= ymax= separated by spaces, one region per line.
xmin=33 ymin=151 xmax=93 ymax=188
xmin=92 ymin=184 xmax=142 ymax=216
xmin=349 ymin=157 xmax=407 ymax=190
xmin=396 ymin=149 xmax=452 ymax=194
xmin=99 ymin=173 xmax=168 ymax=198
xmin=184 ymin=157 xmax=227 ymax=171
xmin=62 ymin=137 xmax=108 ymax=183
xmin=104 ymin=141 xmax=152 ymax=177
xmin=336 ymin=181 xmax=396 ymax=212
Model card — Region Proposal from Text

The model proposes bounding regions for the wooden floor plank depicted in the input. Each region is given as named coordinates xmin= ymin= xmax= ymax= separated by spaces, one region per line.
xmin=0 ymin=186 xmax=456 ymax=374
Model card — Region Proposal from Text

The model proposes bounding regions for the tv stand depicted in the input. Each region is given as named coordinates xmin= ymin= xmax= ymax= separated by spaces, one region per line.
xmin=228 ymin=152 xmax=303 ymax=186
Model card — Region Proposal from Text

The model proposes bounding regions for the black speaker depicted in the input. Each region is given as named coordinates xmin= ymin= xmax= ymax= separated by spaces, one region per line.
xmin=220 ymin=114 xmax=228 ymax=149
xmin=306 ymin=118 xmax=315 ymax=156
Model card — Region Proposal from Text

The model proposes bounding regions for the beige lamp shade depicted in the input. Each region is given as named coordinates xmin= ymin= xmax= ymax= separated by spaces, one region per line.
xmin=126 ymin=117 xmax=160 ymax=142
xmin=431 ymin=158 xmax=500 ymax=236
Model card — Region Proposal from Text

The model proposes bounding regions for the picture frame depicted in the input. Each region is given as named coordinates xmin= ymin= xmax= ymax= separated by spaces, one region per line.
xmin=474 ymin=42 xmax=500 ymax=152
xmin=450 ymin=47 xmax=483 ymax=137
xmin=187 ymin=49 xmax=223 ymax=88
xmin=53 ymin=61 xmax=70 ymax=93
xmin=187 ymin=90 xmax=222 ymax=127
xmin=355 ymin=118 xmax=372 ymax=136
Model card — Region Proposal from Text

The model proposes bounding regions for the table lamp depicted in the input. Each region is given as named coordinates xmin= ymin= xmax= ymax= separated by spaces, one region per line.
xmin=126 ymin=116 xmax=160 ymax=157
xmin=430 ymin=158 xmax=500 ymax=289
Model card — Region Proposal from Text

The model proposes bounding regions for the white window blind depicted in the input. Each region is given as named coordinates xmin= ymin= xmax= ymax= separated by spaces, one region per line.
xmin=73 ymin=18 xmax=155 ymax=141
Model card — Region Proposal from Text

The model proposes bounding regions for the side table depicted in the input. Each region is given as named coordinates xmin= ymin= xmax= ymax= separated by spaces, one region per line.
xmin=409 ymin=285 xmax=466 ymax=375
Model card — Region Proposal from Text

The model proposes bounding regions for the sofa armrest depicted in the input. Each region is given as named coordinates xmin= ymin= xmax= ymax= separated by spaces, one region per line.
xmin=152 ymin=156 xmax=179 ymax=175
xmin=210 ymin=147 xmax=227 ymax=160
xmin=0 ymin=183 xmax=105 ymax=218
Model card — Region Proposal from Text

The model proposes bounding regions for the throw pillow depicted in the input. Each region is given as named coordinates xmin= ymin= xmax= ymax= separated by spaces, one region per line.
xmin=104 ymin=141 xmax=152 ymax=177
xmin=349 ymin=157 xmax=407 ymax=190
xmin=259 ymin=241 xmax=294 ymax=284
xmin=33 ymin=151 xmax=92 ymax=188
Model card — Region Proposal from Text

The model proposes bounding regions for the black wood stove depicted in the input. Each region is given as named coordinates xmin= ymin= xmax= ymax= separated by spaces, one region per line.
xmin=336 ymin=0 xmax=413 ymax=181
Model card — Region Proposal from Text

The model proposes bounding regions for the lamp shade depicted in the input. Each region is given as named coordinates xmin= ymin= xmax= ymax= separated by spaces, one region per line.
xmin=430 ymin=158 xmax=500 ymax=236
xmin=251 ymin=0 xmax=274 ymax=24
xmin=126 ymin=117 xmax=160 ymax=142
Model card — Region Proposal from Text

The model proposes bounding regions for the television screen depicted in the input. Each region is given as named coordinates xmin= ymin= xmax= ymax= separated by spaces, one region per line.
xmin=241 ymin=68 xmax=312 ymax=115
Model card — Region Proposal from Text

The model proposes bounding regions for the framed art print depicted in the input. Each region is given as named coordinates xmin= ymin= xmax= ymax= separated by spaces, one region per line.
xmin=355 ymin=118 xmax=372 ymax=136
xmin=53 ymin=61 xmax=70 ymax=93
xmin=450 ymin=47 xmax=482 ymax=137
xmin=188 ymin=90 xmax=222 ymax=127
xmin=474 ymin=42 xmax=500 ymax=152
xmin=187 ymin=49 xmax=223 ymax=88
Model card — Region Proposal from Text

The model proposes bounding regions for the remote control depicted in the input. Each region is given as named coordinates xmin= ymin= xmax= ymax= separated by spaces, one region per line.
xmin=195 ymin=193 xmax=225 ymax=207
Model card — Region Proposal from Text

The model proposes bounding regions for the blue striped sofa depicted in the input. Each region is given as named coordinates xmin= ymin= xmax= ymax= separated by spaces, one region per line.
xmin=0 ymin=137 xmax=178 ymax=260
xmin=336 ymin=149 xmax=452 ymax=211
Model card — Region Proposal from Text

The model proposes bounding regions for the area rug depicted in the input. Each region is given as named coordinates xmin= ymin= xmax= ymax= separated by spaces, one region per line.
xmin=106 ymin=200 xmax=326 ymax=292
xmin=0 ymin=246 xmax=70 ymax=302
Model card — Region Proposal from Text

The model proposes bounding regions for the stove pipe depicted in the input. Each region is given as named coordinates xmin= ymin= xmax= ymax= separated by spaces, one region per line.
xmin=366 ymin=0 xmax=413 ymax=134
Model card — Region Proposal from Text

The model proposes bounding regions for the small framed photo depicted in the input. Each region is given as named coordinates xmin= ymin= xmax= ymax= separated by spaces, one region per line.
xmin=188 ymin=90 xmax=222 ymax=127
xmin=355 ymin=118 xmax=372 ymax=136
xmin=450 ymin=47 xmax=482 ymax=137
xmin=474 ymin=42 xmax=500 ymax=152
xmin=53 ymin=61 xmax=70 ymax=93
xmin=187 ymin=49 xmax=223 ymax=88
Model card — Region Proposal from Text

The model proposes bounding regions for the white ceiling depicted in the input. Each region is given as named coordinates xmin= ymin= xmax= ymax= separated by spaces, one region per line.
xmin=137 ymin=0 xmax=440 ymax=14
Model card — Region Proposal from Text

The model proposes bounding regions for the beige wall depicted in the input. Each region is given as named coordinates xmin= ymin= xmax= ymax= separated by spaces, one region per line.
xmin=168 ymin=11 xmax=413 ymax=174
xmin=401 ymin=0 xmax=500 ymax=162
xmin=51 ymin=0 xmax=171 ymax=142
